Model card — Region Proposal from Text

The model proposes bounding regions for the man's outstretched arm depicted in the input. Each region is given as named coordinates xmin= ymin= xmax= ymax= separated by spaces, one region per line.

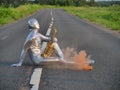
xmin=11 ymin=42 xmax=29 ymax=67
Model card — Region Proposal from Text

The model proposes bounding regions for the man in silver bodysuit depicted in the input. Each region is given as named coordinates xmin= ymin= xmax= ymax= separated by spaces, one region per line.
xmin=11 ymin=18 xmax=64 ymax=67
xmin=11 ymin=18 xmax=95 ymax=67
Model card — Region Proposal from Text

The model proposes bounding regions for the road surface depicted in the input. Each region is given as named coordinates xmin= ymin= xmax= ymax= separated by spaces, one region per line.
xmin=0 ymin=9 xmax=120 ymax=90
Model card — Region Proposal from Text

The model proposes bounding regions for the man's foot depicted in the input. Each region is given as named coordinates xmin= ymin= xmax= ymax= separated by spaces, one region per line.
xmin=90 ymin=59 xmax=95 ymax=64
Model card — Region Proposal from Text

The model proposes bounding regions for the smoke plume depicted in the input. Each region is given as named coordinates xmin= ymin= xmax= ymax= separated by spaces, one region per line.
xmin=42 ymin=47 xmax=94 ymax=71
xmin=62 ymin=47 xmax=93 ymax=70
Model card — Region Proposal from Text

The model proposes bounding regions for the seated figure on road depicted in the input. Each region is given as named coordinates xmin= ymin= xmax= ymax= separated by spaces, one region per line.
xmin=11 ymin=18 xmax=64 ymax=67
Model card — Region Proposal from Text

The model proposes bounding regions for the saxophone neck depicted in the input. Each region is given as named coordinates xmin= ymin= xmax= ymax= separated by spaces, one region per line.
xmin=51 ymin=27 xmax=57 ymax=41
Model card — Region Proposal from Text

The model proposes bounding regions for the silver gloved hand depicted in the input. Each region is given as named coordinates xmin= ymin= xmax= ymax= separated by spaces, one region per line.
xmin=11 ymin=63 xmax=22 ymax=67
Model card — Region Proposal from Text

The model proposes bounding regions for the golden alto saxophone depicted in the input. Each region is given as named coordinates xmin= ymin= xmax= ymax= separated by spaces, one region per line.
xmin=41 ymin=27 xmax=57 ymax=58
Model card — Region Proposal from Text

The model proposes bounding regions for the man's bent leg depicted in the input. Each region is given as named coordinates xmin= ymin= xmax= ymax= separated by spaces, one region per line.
xmin=54 ymin=43 xmax=64 ymax=58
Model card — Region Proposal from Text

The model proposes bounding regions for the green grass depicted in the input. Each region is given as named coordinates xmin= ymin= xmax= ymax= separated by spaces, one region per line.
xmin=63 ymin=6 xmax=120 ymax=30
xmin=0 ymin=5 xmax=54 ymax=25
xmin=0 ymin=5 xmax=120 ymax=31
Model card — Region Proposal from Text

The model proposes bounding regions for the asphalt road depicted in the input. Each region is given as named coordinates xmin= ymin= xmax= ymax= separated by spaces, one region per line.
xmin=0 ymin=9 xmax=120 ymax=90
xmin=0 ymin=9 xmax=51 ymax=90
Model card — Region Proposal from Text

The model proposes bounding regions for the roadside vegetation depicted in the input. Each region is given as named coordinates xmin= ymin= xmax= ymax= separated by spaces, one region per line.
xmin=0 ymin=5 xmax=54 ymax=25
xmin=0 ymin=0 xmax=120 ymax=31
xmin=64 ymin=5 xmax=120 ymax=30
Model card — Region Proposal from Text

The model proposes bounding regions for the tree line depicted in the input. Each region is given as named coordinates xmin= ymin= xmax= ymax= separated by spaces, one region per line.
xmin=0 ymin=0 xmax=96 ymax=7
xmin=0 ymin=0 xmax=119 ymax=7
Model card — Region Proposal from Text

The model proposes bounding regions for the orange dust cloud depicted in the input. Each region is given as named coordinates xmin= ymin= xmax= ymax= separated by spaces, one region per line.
xmin=62 ymin=47 xmax=93 ymax=71
xmin=41 ymin=47 xmax=94 ymax=71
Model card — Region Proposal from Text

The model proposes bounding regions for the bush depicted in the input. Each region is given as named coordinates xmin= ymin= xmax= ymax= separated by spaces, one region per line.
xmin=0 ymin=4 xmax=42 ymax=25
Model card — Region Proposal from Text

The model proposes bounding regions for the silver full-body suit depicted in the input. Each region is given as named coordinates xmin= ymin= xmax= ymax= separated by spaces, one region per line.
xmin=11 ymin=18 xmax=95 ymax=67
xmin=11 ymin=18 xmax=64 ymax=67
